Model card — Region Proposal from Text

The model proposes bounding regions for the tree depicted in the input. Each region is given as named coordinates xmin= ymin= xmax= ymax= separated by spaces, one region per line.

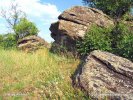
xmin=14 ymin=18 xmax=39 ymax=40
xmin=1 ymin=2 xmax=25 ymax=33
xmin=1 ymin=2 xmax=39 ymax=41
xmin=83 ymin=0 xmax=133 ymax=18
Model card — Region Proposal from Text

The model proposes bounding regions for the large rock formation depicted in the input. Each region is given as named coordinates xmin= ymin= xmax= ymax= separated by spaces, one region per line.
xmin=18 ymin=35 xmax=50 ymax=52
xmin=50 ymin=6 xmax=114 ymax=56
xmin=73 ymin=50 xmax=133 ymax=100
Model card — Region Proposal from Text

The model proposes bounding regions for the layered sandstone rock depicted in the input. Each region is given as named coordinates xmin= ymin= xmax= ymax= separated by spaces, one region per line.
xmin=18 ymin=35 xmax=50 ymax=52
xmin=50 ymin=6 xmax=114 ymax=56
xmin=73 ymin=50 xmax=133 ymax=100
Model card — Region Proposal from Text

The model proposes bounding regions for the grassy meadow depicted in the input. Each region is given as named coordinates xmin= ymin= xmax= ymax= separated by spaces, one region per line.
xmin=0 ymin=48 xmax=89 ymax=100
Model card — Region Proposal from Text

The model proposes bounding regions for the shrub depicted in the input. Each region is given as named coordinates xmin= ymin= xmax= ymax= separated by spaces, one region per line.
xmin=0 ymin=35 xmax=4 ymax=48
xmin=76 ymin=25 xmax=112 ymax=56
xmin=77 ymin=22 xmax=133 ymax=61
xmin=110 ymin=21 xmax=129 ymax=49
xmin=0 ymin=34 xmax=3 ymax=41
xmin=0 ymin=33 xmax=17 ymax=49
xmin=122 ymin=13 xmax=133 ymax=21
xmin=117 ymin=34 xmax=133 ymax=61
xmin=113 ymin=22 xmax=133 ymax=61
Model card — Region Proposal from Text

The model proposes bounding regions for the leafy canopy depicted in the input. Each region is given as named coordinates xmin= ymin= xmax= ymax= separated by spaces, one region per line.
xmin=14 ymin=18 xmax=39 ymax=40
xmin=83 ymin=0 xmax=133 ymax=18
xmin=0 ymin=33 xmax=16 ymax=49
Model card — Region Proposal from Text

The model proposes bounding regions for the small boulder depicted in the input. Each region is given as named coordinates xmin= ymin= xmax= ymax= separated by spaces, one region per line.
xmin=18 ymin=35 xmax=50 ymax=52
xmin=73 ymin=50 xmax=133 ymax=100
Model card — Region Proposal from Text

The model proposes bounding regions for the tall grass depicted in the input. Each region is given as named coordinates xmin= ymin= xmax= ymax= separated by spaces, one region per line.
xmin=0 ymin=48 xmax=88 ymax=99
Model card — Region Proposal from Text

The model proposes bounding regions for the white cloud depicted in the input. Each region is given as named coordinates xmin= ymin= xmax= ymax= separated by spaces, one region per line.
xmin=0 ymin=0 xmax=61 ymax=42
xmin=0 ymin=24 xmax=5 ymax=27
xmin=0 ymin=0 xmax=61 ymax=20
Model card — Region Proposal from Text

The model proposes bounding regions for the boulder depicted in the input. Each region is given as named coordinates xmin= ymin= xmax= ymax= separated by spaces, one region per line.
xmin=73 ymin=50 xmax=133 ymax=100
xmin=50 ymin=6 xmax=114 ymax=56
xmin=18 ymin=35 xmax=50 ymax=52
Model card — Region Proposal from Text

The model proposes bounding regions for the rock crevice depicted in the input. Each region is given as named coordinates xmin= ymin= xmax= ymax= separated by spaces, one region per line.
xmin=18 ymin=35 xmax=50 ymax=52
xmin=92 ymin=55 xmax=133 ymax=81
xmin=73 ymin=50 xmax=133 ymax=100
xmin=50 ymin=6 xmax=114 ymax=56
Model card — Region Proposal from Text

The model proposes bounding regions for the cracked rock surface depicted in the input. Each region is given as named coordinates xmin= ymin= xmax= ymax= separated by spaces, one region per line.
xmin=18 ymin=35 xmax=50 ymax=52
xmin=73 ymin=50 xmax=133 ymax=100
xmin=49 ymin=6 xmax=114 ymax=56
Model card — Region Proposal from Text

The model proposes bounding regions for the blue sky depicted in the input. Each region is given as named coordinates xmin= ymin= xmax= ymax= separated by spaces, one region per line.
xmin=0 ymin=0 xmax=83 ymax=42
xmin=44 ymin=0 xmax=83 ymax=12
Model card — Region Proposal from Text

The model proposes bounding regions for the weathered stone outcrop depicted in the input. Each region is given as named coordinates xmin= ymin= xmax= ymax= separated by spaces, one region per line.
xmin=73 ymin=50 xmax=133 ymax=100
xmin=18 ymin=35 xmax=50 ymax=52
xmin=50 ymin=6 xmax=114 ymax=56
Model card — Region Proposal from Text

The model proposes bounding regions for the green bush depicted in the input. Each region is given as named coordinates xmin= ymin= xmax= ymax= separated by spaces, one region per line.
xmin=113 ymin=22 xmax=133 ymax=61
xmin=77 ymin=25 xmax=112 ymax=56
xmin=116 ymin=34 xmax=133 ymax=61
xmin=0 ymin=34 xmax=17 ymax=49
xmin=122 ymin=13 xmax=133 ymax=21
xmin=110 ymin=21 xmax=129 ymax=49
xmin=0 ymin=34 xmax=3 ymax=41
xmin=77 ymin=22 xmax=133 ymax=61
xmin=0 ymin=35 xmax=3 ymax=49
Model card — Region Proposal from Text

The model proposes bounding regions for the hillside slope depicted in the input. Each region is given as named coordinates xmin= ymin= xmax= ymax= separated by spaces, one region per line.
xmin=0 ymin=49 xmax=88 ymax=99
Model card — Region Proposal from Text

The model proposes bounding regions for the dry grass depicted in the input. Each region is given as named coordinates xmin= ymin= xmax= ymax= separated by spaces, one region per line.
xmin=0 ymin=48 xmax=89 ymax=100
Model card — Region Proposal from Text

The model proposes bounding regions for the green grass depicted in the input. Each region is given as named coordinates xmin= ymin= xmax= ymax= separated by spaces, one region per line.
xmin=0 ymin=48 xmax=89 ymax=99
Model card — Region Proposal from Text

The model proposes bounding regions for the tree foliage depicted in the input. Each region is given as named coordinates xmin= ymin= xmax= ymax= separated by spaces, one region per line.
xmin=77 ymin=25 xmax=112 ymax=56
xmin=112 ymin=22 xmax=133 ymax=61
xmin=77 ymin=22 xmax=133 ymax=61
xmin=83 ymin=0 xmax=133 ymax=18
xmin=0 ymin=34 xmax=16 ymax=49
xmin=14 ymin=18 xmax=39 ymax=40
xmin=0 ymin=2 xmax=39 ymax=49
